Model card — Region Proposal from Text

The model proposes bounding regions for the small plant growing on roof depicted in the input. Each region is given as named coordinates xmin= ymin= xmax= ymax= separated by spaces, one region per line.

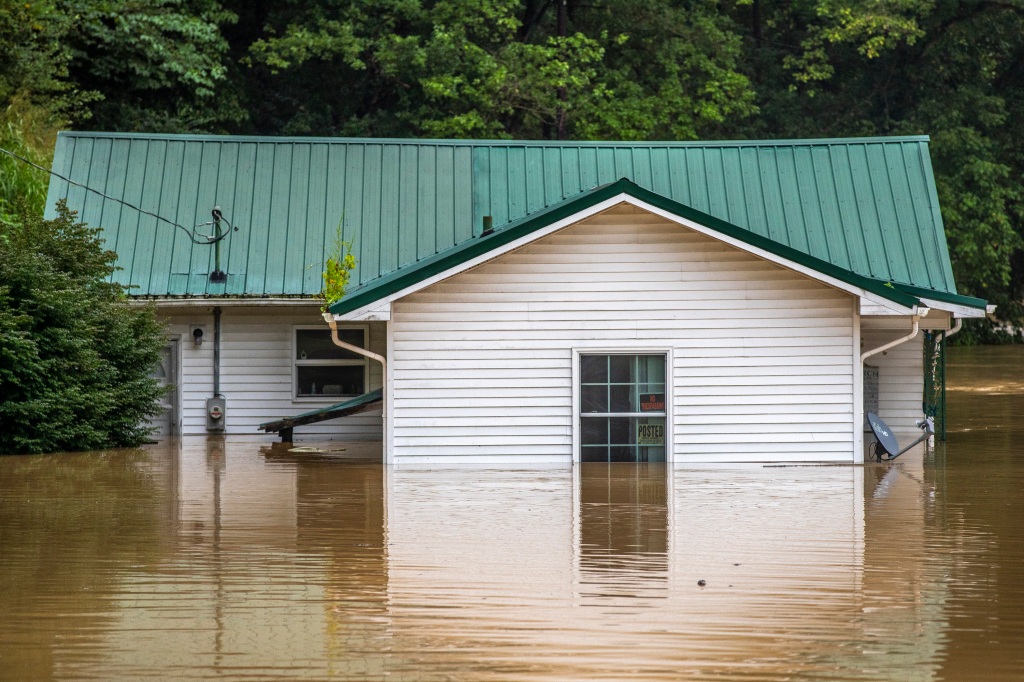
xmin=320 ymin=222 xmax=357 ymax=313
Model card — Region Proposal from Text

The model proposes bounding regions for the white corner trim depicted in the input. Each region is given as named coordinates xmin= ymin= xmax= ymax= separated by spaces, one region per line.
xmin=852 ymin=300 xmax=863 ymax=464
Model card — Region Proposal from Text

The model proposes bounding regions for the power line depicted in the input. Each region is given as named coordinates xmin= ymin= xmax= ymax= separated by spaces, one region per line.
xmin=0 ymin=145 xmax=233 ymax=245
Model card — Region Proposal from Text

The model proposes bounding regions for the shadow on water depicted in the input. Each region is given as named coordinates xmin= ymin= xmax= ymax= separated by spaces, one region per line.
xmin=0 ymin=346 xmax=1021 ymax=680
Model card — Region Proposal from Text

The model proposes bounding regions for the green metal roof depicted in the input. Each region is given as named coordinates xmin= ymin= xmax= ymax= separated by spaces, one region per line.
xmin=331 ymin=178 xmax=923 ymax=314
xmin=45 ymin=132 xmax=960 ymax=299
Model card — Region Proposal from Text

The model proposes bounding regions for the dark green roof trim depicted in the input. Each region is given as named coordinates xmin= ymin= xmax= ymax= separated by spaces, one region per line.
xmin=331 ymin=178 xmax=922 ymax=315
xmin=891 ymin=283 xmax=987 ymax=310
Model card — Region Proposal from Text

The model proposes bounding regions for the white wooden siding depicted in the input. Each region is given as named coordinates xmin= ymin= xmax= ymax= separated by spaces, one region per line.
xmin=159 ymin=306 xmax=384 ymax=439
xmin=860 ymin=316 xmax=925 ymax=438
xmin=389 ymin=204 xmax=856 ymax=463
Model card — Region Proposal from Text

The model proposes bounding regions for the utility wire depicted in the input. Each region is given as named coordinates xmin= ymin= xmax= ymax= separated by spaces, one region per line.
xmin=0 ymin=145 xmax=232 ymax=245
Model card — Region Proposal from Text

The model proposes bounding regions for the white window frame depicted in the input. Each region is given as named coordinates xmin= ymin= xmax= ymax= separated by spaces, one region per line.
xmin=292 ymin=324 xmax=369 ymax=402
xmin=572 ymin=347 xmax=674 ymax=464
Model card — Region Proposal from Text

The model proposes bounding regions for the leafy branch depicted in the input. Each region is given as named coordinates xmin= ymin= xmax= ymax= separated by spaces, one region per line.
xmin=320 ymin=221 xmax=357 ymax=313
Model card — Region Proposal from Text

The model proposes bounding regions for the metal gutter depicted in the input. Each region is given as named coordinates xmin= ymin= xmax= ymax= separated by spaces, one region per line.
xmin=131 ymin=297 xmax=321 ymax=307
xmin=861 ymin=310 xmax=929 ymax=363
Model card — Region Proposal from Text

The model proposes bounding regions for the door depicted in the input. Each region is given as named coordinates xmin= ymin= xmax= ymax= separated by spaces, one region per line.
xmin=148 ymin=340 xmax=179 ymax=438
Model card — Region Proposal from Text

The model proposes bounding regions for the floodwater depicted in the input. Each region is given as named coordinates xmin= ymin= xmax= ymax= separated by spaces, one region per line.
xmin=0 ymin=348 xmax=1022 ymax=681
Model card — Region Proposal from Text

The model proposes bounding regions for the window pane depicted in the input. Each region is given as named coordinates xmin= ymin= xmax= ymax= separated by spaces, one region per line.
xmin=297 ymin=365 xmax=365 ymax=397
xmin=581 ymin=385 xmax=608 ymax=413
xmin=581 ymin=446 xmax=610 ymax=463
xmin=581 ymin=417 xmax=608 ymax=445
xmin=609 ymin=446 xmax=634 ymax=462
xmin=581 ymin=355 xmax=607 ymax=383
xmin=637 ymin=355 xmax=664 ymax=383
xmin=609 ymin=417 xmax=631 ymax=445
xmin=609 ymin=355 xmax=632 ymax=383
xmin=609 ymin=384 xmax=632 ymax=413
xmin=296 ymin=328 xmax=364 ymax=360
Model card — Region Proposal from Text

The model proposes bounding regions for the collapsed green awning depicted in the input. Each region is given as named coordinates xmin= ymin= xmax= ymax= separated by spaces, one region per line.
xmin=259 ymin=388 xmax=383 ymax=435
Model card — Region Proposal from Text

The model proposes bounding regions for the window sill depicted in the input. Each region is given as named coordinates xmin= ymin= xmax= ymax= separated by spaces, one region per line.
xmin=292 ymin=394 xmax=362 ymax=404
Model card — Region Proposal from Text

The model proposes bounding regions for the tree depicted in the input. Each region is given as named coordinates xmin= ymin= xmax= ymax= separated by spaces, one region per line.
xmin=724 ymin=0 xmax=1024 ymax=339
xmin=0 ymin=202 xmax=168 ymax=454
xmin=0 ymin=0 xmax=79 ymax=221
xmin=231 ymin=0 xmax=757 ymax=139
xmin=59 ymin=0 xmax=242 ymax=132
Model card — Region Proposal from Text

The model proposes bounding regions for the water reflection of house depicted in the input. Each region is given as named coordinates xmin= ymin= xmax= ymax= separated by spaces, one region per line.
xmin=577 ymin=464 xmax=669 ymax=602
xmin=382 ymin=465 xmax=868 ymax=677
xmin=47 ymin=134 xmax=987 ymax=463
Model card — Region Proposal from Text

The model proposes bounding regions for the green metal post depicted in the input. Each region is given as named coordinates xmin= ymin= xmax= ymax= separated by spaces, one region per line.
xmin=923 ymin=330 xmax=948 ymax=441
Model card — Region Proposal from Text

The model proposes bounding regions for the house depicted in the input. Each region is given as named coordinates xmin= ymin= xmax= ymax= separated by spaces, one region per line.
xmin=45 ymin=132 xmax=987 ymax=463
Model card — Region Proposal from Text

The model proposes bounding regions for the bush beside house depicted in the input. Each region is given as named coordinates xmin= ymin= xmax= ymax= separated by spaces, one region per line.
xmin=0 ymin=202 xmax=167 ymax=454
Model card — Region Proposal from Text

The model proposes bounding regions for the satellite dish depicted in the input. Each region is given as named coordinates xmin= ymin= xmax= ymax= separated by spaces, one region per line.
xmin=867 ymin=412 xmax=934 ymax=461
xmin=867 ymin=412 xmax=900 ymax=458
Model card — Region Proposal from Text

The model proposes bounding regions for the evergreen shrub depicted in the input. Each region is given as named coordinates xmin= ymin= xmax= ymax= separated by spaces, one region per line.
xmin=0 ymin=202 xmax=167 ymax=454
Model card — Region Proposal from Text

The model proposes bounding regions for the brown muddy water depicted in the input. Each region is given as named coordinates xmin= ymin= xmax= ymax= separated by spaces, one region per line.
xmin=1 ymin=347 xmax=1022 ymax=681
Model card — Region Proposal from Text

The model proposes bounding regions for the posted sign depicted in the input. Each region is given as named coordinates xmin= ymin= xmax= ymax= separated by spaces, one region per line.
xmin=636 ymin=423 xmax=664 ymax=446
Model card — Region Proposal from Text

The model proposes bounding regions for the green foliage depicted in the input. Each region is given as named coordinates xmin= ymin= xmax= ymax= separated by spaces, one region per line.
xmin=0 ymin=0 xmax=75 ymax=111
xmin=0 ymin=98 xmax=59 ymax=223
xmin=320 ymin=224 xmax=357 ymax=313
xmin=235 ymin=0 xmax=756 ymax=139
xmin=58 ymin=0 xmax=243 ymax=131
xmin=0 ymin=202 xmax=168 ymax=454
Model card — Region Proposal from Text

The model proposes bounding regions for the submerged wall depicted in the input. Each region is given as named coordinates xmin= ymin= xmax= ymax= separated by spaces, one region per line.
xmin=389 ymin=204 xmax=858 ymax=463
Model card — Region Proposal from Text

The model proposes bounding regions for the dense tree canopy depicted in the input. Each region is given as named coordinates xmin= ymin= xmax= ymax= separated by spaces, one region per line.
xmin=1 ymin=0 xmax=1022 ymax=339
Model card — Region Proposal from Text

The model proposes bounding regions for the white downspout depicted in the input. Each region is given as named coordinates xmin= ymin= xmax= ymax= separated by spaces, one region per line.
xmin=861 ymin=310 xmax=927 ymax=363
xmin=322 ymin=312 xmax=387 ymax=434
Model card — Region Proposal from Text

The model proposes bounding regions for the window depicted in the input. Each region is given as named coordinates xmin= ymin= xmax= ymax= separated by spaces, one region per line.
xmin=580 ymin=354 xmax=666 ymax=462
xmin=294 ymin=327 xmax=367 ymax=399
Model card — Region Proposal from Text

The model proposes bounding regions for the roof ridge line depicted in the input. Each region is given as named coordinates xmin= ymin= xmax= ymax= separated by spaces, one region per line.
xmin=56 ymin=131 xmax=931 ymax=147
